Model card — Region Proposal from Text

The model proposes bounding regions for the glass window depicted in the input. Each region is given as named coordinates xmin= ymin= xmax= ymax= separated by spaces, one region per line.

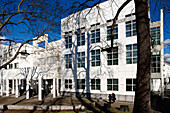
xmin=65 ymin=36 xmax=72 ymax=49
xmin=126 ymin=20 xmax=136 ymax=37
xmin=126 ymin=44 xmax=138 ymax=64
xmin=126 ymin=78 xmax=136 ymax=91
xmin=91 ymin=79 xmax=100 ymax=90
xmin=151 ymin=27 xmax=160 ymax=45
xmin=14 ymin=63 xmax=19 ymax=69
xmin=107 ymin=79 xmax=118 ymax=91
xmin=151 ymin=52 xmax=160 ymax=73
xmin=77 ymin=32 xmax=85 ymax=46
xmin=65 ymin=79 xmax=72 ymax=89
xmin=77 ymin=79 xmax=85 ymax=89
xmin=91 ymin=28 xmax=100 ymax=44
xmin=107 ymin=24 xmax=118 ymax=40
xmin=91 ymin=49 xmax=100 ymax=66
xmin=107 ymin=47 xmax=118 ymax=65
xmin=65 ymin=54 xmax=72 ymax=68
xmin=77 ymin=52 xmax=85 ymax=67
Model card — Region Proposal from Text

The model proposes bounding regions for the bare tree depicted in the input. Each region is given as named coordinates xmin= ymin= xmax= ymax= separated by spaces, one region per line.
xmin=0 ymin=0 xmax=63 ymax=70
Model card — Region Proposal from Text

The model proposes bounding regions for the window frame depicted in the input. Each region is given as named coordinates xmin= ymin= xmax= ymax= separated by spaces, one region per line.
xmin=77 ymin=79 xmax=85 ymax=89
xmin=107 ymin=79 xmax=118 ymax=91
xmin=126 ymin=20 xmax=137 ymax=37
xmin=126 ymin=78 xmax=136 ymax=91
xmin=91 ymin=79 xmax=100 ymax=90
xmin=107 ymin=47 xmax=118 ymax=65
xmin=65 ymin=54 xmax=72 ymax=68
xmin=107 ymin=24 xmax=118 ymax=41
xmin=126 ymin=44 xmax=138 ymax=64
xmin=77 ymin=52 xmax=85 ymax=68
xmin=91 ymin=49 xmax=100 ymax=67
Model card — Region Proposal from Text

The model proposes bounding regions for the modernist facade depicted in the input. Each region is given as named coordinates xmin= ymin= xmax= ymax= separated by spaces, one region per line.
xmin=61 ymin=0 xmax=165 ymax=101
xmin=0 ymin=34 xmax=61 ymax=100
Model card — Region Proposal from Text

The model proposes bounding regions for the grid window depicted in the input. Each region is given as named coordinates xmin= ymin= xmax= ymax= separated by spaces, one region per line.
xmin=91 ymin=79 xmax=100 ymax=90
xmin=107 ymin=47 xmax=118 ymax=65
xmin=9 ymin=64 xmax=13 ymax=69
xmin=65 ymin=54 xmax=72 ymax=68
xmin=107 ymin=79 xmax=118 ymax=91
xmin=65 ymin=79 xmax=72 ymax=89
xmin=91 ymin=49 xmax=100 ymax=66
xmin=107 ymin=24 xmax=118 ymax=40
xmin=91 ymin=29 xmax=100 ymax=43
xmin=151 ymin=52 xmax=160 ymax=73
xmin=126 ymin=44 xmax=138 ymax=64
xmin=77 ymin=79 xmax=85 ymax=89
xmin=126 ymin=20 xmax=137 ymax=37
xmin=77 ymin=52 xmax=85 ymax=68
xmin=151 ymin=27 xmax=160 ymax=45
xmin=14 ymin=63 xmax=19 ymax=69
xmin=65 ymin=36 xmax=72 ymax=49
xmin=126 ymin=79 xmax=136 ymax=91
xmin=77 ymin=32 xmax=85 ymax=46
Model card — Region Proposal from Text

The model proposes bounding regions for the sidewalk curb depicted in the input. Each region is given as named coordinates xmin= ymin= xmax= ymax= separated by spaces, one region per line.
xmin=0 ymin=104 xmax=85 ymax=111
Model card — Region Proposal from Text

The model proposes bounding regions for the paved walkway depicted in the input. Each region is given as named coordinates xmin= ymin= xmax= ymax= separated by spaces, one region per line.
xmin=0 ymin=94 xmax=167 ymax=113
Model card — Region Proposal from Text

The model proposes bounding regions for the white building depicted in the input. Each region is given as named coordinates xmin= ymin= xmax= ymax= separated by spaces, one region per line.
xmin=60 ymin=0 xmax=164 ymax=101
xmin=0 ymin=34 xmax=61 ymax=100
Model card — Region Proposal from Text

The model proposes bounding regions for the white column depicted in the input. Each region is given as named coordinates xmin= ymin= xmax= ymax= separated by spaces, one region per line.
xmin=15 ymin=79 xmax=18 ymax=98
xmin=26 ymin=78 xmax=29 ymax=99
xmin=53 ymin=78 xmax=56 ymax=98
xmin=12 ymin=79 xmax=15 ymax=94
xmin=0 ymin=79 xmax=3 ymax=96
xmin=6 ymin=79 xmax=9 ymax=96
xmin=160 ymin=9 xmax=164 ymax=100
xmin=38 ymin=76 xmax=42 ymax=100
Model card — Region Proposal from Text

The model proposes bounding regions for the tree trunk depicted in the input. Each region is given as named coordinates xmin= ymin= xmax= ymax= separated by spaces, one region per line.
xmin=133 ymin=0 xmax=151 ymax=113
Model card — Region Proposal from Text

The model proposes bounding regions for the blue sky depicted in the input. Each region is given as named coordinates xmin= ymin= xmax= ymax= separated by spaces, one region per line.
xmin=0 ymin=0 xmax=169 ymax=60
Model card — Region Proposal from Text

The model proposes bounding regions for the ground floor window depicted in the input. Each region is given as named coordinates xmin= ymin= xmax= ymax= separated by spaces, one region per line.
xmin=77 ymin=79 xmax=85 ymax=89
xmin=107 ymin=79 xmax=118 ymax=91
xmin=91 ymin=79 xmax=100 ymax=90
xmin=65 ymin=79 xmax=72 ymax=89
xmin=126 ymin=78 xmax=136 ymax=91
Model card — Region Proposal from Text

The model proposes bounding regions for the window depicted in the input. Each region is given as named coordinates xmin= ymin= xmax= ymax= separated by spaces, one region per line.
xmin=107 ymin=47 xmax=118 ymax=65
xmin=77 ymin=32 xmax=85 ymax=46
xmin=126 ymin=20 xmax=137 ymax=37
xmin=91 ymin=29 xmax=100 ymax=43
xmin=65 ymin=54 xmax=72 ymax=68
xmin=151 ymin=52 xmax=160 ymax=73
xmin=65 ymin=79 xmax=72 ymax=89
xmin=151 ymin=27 xmax=160 ymax=45
xmin=91 ymin=79 xmax=100 ymax=90
xmin=77 ymin=79 xmax=85 ymax=89
xmin=77 ymin=52 xmax=85 ymax=67
xmin=65 ymin=36 xmax=72 ymax=49
xmin=107 ymin=79 xmax=118 ymax=91
xmin=126 ymin=44 xmax=137 ymax=64
xmin=107 ymin=24 xmax=118 ymax=40
xmin=9 ymin=64 xmax=13 ymax=69
xmin=91 ymin=49 xmax=100 ymax=66
xmin=14 ymin=63 xmax=19 ymax=69
xmin=126 ymin=79 xmax=136 ymax=91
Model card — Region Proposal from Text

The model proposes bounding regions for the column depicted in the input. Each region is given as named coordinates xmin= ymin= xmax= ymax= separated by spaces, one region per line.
xmin=0 ymin=79 xmax=3 ymax=96
xmin=6 ymin=79 xmax=9 ymax=96
xmin=15 ymin=79 xmax=18 ymax=98
xmin=53 ymin=78 xmax=56 ymax=98
xmin=26 ymin=78 xmax=29 ymax=99
xmin=12 ymin=79 xmax=15 ymax=94
xmin=38 ymin=76 xmax=42 ymax=100
xmin=19 ymin=79 xmax=21 ymax=92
